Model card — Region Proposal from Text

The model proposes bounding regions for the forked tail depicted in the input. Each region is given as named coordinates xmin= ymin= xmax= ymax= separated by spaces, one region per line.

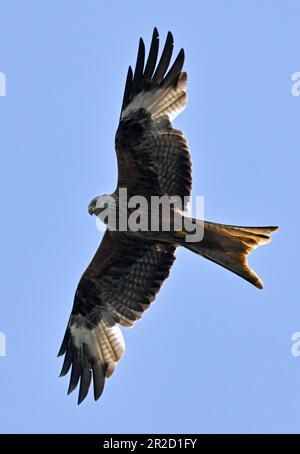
xmin=182 ymin=221 xmax=278 ymax=289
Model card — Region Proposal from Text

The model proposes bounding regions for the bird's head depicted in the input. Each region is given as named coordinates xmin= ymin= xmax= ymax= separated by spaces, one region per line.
xmin=88 ymin=194 xmax=116 ymax=224
xmin=88 ymin=194 xmax=110 ymax=216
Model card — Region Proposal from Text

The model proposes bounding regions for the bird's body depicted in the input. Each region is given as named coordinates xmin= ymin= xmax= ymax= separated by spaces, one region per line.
xmin=59 ymin=28 xmax=278 ymax=404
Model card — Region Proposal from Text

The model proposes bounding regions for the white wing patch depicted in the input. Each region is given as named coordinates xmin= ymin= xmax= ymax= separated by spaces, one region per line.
xmin=122 ymin=72 xmax=187 ymax=122
xmin=70 ymin=318 xmax=125 ymax=379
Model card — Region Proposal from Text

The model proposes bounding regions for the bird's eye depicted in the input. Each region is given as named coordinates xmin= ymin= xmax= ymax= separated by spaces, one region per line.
xmin=103 ymin=202 xmax=109 ymax=209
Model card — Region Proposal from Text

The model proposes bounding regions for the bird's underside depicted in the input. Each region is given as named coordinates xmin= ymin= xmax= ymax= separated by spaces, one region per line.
xmin=58 ymin=28 xmax=278 ymax=404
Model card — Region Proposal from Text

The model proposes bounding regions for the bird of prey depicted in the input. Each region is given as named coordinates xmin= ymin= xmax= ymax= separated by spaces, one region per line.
xmin=58 ymin=28 xmax=278 ymax=404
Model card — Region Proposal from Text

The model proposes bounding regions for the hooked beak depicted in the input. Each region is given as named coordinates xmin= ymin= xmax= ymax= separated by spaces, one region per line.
xmin=88 ymin=201 xmax=97 ymax=216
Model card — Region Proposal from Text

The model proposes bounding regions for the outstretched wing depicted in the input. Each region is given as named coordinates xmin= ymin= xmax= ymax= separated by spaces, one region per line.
xmin=116 ymin=28 xmax=192 ymax=207
xmin=58 ymin=231 xmax=176 ymax=404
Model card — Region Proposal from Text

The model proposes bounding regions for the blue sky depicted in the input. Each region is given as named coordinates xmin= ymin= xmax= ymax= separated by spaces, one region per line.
xmin=0 ymin=0 xmax=299 ymax=434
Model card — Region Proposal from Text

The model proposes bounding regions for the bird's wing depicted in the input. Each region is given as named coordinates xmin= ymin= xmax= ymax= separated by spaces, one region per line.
xmin=58 ymin=230 xmax=176 ymax=404
xmin=116 ymin=28 xmax=192 ymax=207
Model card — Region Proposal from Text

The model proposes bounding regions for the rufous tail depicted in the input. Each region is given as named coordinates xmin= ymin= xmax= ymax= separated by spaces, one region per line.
xmin=181 ymin=221 xmax=278 ymax=289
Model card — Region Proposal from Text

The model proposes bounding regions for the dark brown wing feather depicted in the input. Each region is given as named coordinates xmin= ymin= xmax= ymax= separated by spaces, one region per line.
xmin=116 ymin=28 xmax=192 ymax=207
xmin=120 ymin=28 xmax=184 ymax=114
xmin=59 ymin=231 xmax=176 ymax=404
